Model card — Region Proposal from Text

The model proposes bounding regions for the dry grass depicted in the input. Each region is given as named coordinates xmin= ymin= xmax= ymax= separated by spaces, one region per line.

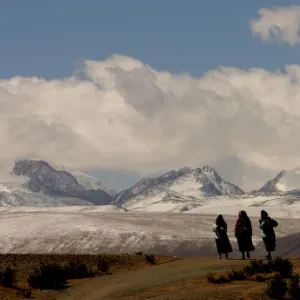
xmin=207 ymin=272 xmax=231 ymax=284
xmin=248 ymin=272 xmax=279 ymax=282
xmin=0 ymin=253 xmax=180 ymax=299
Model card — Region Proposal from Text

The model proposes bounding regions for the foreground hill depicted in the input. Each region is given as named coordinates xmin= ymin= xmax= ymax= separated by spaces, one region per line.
xmin=0 ymin=159 xmax=115 ymax=206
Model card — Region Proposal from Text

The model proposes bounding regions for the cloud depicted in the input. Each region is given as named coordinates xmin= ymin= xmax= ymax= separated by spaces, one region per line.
xmin=2 ymin=54 xmax=300 ymax=189
xmin=250 ymin=6 xmax=300 ymax=45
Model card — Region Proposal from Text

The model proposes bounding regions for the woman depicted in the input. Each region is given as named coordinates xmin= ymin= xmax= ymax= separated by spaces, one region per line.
xmin=259 ymin=210 xmax=278 ymax=260
xmin=235 ymin=210 xmax=255 ymax=260
xmin=212 ymin=214 xmax=232 ymax=259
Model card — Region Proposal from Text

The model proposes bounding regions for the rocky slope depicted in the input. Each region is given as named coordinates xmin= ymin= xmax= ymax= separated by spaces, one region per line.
xmin=114 ymin=165 xmax=244 ymax=209
xmin=0 ymin=159 xmax=114 ymax=206
xmin=256 ymin=169 xmax=300 ymax=195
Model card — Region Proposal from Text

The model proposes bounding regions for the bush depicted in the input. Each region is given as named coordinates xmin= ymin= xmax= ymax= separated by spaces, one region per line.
xmin=64 ymin=262 xmax=95 ymax=279
xmin=249 ymin=272 xmax=279 ymax=282
xmin=0 ymin=266 xmax=16 ymax=288
xmin=243 ymin=260 xmax=271 ymax=275
xmin=228 ymin=269 xmax=246 ymax=281
xmin=27 ymin=263 xmax=67 ymax=290
xmin=242 ymin=257 xmax=293 ymax=278
xmin=265 ymin=276 xmax=288 ymax=299
xmin=289 ymin=275 xmax=300 ymax=300
xmin=251 ymin=273 xmax=266 ymax=282
xmin=97 ymin=257 xmax=110 ymax=273
xmin=145 ymin=254 xmax=155 ymax=264
xmin=16 ymin=287 xmax=32 ymax=298
xmin=207 ymin=272 xmax=231 ymax=284
xmin=271 ymin=257 xmax=293 ymax=278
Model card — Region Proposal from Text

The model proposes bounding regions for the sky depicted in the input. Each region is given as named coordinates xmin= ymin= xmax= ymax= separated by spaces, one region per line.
xmin=1 ymin=1 xmax=300 ymax=191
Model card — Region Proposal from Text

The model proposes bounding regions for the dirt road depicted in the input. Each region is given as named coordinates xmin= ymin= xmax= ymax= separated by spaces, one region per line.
xmin=57 ymin=257 xmax=250 ymax=300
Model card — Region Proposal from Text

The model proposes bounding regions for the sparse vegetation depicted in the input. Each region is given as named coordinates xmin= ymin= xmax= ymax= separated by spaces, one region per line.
xmin=27 ymin=263 xmax=67 ymax=289
xmin=265 ymin=276 xmax=288 ymax=299
xmin=0 ymin=266 xmax=16 ymax=288
xmin=16 ymin=287 xmax=32 ymax=298
xmin=241 ymin=257 xmax=293 ymax=278
xmin=271 ymin=257 xmax=293 ymax=278
xmin=242 ymin=260 xmax=271 ymax=275
xmin=207 ymin=272 xmax=231 ymax=284
xmin=228 ymin=269 xmax=246 ymax=281
xmin=64 ymin=261 xmax=95 ymax=279
xmin=97 ymin=257 xmax=111 ymax=273
xmin=0 ymin=253 xmax=165 ymax=298
xmin=289 ymin=274 xmax=300 ymax=300
xmin=206 ymin=256 xmax=300 ymax=299
xmin=145 ymin=254 xmax=156 ymax=264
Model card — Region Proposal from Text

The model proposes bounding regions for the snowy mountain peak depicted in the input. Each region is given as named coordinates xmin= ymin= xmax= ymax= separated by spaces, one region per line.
xmin=257 ymin=170 xmax=286 ymax=193
xmin=6 ymin=159 xmax=114 ymax=205
xmin=257 ymin=169 xmax=300 ymax=194
xmin=114 ymin=165 xmax=244 ymax=208
xmin=200 ymin=165 xmax=217 ymax=175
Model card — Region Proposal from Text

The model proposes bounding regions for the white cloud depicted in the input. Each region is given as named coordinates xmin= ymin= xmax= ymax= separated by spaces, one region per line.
xmin=250 ymin=6 xmax=300 ymax=45
xmin=2 ymin=54 xmax=300 ymax=189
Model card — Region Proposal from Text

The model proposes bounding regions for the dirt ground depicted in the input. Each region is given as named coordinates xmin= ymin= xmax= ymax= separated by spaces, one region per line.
xmin=56 ymin=257 xmax=300 ymax=300
xmin=1 ymin=254 xmax=300 ymax=300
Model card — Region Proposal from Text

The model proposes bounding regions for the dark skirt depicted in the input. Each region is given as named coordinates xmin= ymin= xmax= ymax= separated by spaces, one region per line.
xmin=263 ymin=234 xmax=276 ymax=252
xmin=237 ymin=233 xmax=255 ymax=252
xmin=215 ymin=235 xmax=233 ymax=254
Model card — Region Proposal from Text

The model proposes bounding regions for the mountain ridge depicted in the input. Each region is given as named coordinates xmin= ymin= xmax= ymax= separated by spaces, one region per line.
xmin=0 ymin=159 xmax=114 ymax=206
xmin=0 ymin=158 xmax=300 ymax=208
xmin=114 ymin=165 xmax=245 ymax=208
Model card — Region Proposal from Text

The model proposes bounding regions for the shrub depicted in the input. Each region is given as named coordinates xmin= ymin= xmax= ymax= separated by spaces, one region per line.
xmin=16 ymin=287 xmax=32 ymax=298
xmin=207 ymin=272 xmax=231 ymax=284
xmin=243 ymin=260 xmax=271 ymax=275
xmin=271 ymin=257 xmax=293 ymax=278
xmin=64 ymin=262 xmax=95 ymax=279
xmin=265 ymin=276 xmax=288 ymax=299
xmin=27 ymin=263 xmax=66 ymax=290
xmin=251 ymin=273 xmax=266 ymax=282
xmin=0 ymin=266 xmax=16 ymax=288
xmin=145 ymin=254 xmax=155 ymax=264
xmin=228 ymin=269 xmax=246 ymax=281
xmin=289 ymin=274 xmax=300 ymax=300
xmin=97 ymin=257 xmax=110 ymax=273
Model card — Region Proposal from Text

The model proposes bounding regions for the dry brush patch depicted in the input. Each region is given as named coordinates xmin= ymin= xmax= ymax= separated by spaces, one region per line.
xmin=207 ymin=257 xmax=300 ymax=299
xmin=0 ymin=253 xmax=176 ymax=299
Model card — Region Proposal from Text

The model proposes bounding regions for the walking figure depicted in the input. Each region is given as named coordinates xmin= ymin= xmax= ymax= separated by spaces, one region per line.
xmin=212 ymin=214 xmax=233 ymax=259
xmin=235 ymin=210 xmax=255 ymax=260
xmin=259 ymin=210 xmax=278 ymax=260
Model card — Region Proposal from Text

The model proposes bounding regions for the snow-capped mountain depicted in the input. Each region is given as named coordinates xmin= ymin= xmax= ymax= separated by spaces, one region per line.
xmin=51 ymin=165 xmax=117 ymax=197
xmin=257 ymin=169 xmax=300 ymax=195
xmin=114 ymin=165 xmax=244 ymax=209
xmin=0 ymin=159 xmax=114 ymax=206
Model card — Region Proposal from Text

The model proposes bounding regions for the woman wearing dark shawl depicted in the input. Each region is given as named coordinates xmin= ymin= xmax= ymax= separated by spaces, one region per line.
xmin=259 ymin=210 xmax=278 ymax=260
xmin=212 ymin=214 xmax=232 ymax=259
xmin=234 ymin=210 xmax=255 ymax=260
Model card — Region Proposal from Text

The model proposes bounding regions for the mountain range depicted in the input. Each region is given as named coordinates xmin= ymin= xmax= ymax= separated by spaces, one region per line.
xmin=0 ymin=158 xmax=299 ymax=208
